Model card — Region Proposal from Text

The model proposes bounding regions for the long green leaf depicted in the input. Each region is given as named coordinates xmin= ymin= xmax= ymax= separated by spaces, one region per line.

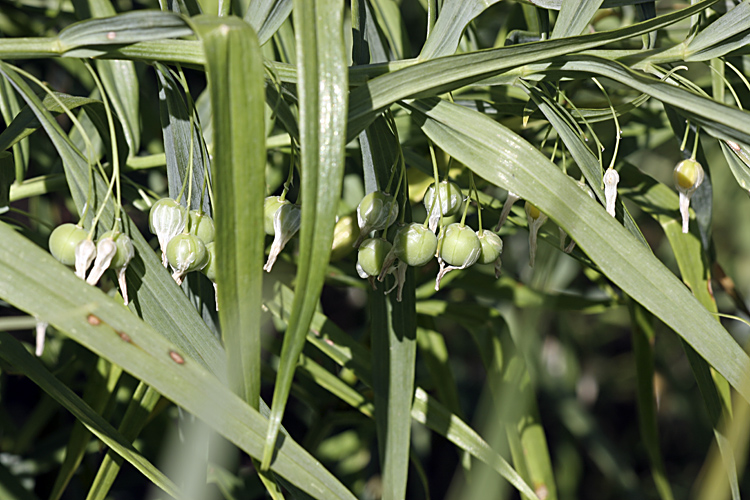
xmin=418 ymin=0 xmax=502 ymax=60
xmin=550 ymin=0 xmax=604 ymax=38
xmin=405 ymin=96 xmax=750 ymax=403
xmin=245 ymin=0 xmax=292 ymax=45
xmin=192 ymin=15 xmax=265 ymax=409
xmin=684 ymin=1 xmax=750 ymax=61
xmin=262 ymin=0 xmax=348 ymax=469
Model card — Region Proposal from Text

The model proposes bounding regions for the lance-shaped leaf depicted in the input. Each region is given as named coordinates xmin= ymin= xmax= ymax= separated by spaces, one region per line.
xmin=262 ymin=0 xmax=348 ymax=469
xmin=191 ymin=16 xmax=265 ymax=409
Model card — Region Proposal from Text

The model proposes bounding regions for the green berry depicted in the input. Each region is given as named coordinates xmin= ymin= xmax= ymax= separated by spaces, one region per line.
xmin=99 ymin=231 xmax=134 ymax=270
xmin=673 ymin=159 xmax=704 ymax=191
xmin=355 ymin=191 xmax=398 ymax=246
xmin=202 ymin=241 xmax=216 ymax=282
xmin=424 ymin=180 xmax=463 ymax=218
xmin=439 ymin=223 xmax=481 ymax=268
xmin=393 ymin=223 xmax=438 ymax=267
xmin=167 ymin=233 xmax=207 ymax=283
xmin=357 ymin=238 xmax=392 ymax=278
xmin=477 ymin=230 xmax=503 ymax=265
xmin=264 ymin=196 xmax=289 ymax=235
xmin=149 ymin=198 xmax=187 ymax=266
xmin=188 ymin=210 xmax=215 ymax=244
xmin=49 ymin=223 xmax=87 ymax=266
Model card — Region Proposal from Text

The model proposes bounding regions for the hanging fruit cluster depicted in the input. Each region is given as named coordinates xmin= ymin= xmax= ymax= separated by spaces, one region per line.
xmin=353 ymin=173 xmax=504 ymax=301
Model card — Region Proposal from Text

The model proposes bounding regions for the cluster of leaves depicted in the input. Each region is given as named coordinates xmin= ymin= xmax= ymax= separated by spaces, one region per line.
xmin=4 ymin=1 xmax=750 ymax=499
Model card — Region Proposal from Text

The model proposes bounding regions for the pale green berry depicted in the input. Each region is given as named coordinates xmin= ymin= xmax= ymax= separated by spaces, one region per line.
xmin=439 ymin=224 xmax=481 ymax=268
xmin=264 ymin=202 xmax=301 ymax=272
xmin=424 ymin=180 xmax=463 ymax=231
xmin=264 ymin=196 xmax=289 ymax=235
xmin=673 ymin=159 xmax=705 ymax=234
xmin=393 ymin=223 xmax=438 ymax=267
xmin=202 ymin=241 xmax=216 ymax=282
xmin=188 ymin=210 xmax=215 ymax=244
xmin=149 ymin=198 xmax=187 ymax=266
xmin=331 ymin=215 xmax=359 ymax=262
xmin=477 ymin=230 xmax=503 ymax=265
xmin=354 ymin=191 xmax=398 ymax=247
xmin=49 ymin=223 xmax=87 ymax=266
xmin=100 ymin=231 xmax=134 ymax=271
xmin=99 ymin=230 xmax=135 ymax=305
xmin=435 ymin=223 xmax=481 ymax=290
xmin=167 ymin=233 xmax=207 ymax=284
xmin=356 ymin=238 xmax=392 ymax=278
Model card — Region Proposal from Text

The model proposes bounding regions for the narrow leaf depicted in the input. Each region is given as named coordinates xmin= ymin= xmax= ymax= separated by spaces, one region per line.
xmin=262 ymin=0 xmax=348 ymax=469
xmin=192 ymin=16 xmax=266 ymax=410
xmin=418 ymin=0 xmax=502 ymax=60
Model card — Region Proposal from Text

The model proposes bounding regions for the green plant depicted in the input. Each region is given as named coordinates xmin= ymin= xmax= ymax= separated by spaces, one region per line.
xmin=3 ymin=1 xmax=750 ymax=499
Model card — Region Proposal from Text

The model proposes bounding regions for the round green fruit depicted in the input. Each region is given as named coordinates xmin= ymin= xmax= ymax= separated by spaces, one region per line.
xmin=477 ymin=230 xmax=503 ymax=265
xmin=357 ymin=238 xmax=392 ymax=278
xmin=166 ymin=233 xmax=208 ymax=274
xmin=99 ymin=231 xmax=135 ymax=270
xmin=49 ymin=223 xmax=88 ymax=266
xmin=188 ymin=210 xmax=215 ymax=244
xmin=264 ymin=196 xmax=290 ymax=235
xmin=424 ymin=180 xmax=463 ymax=218
xmin=393 ymin=223 xmax=438 ymax=267
xmin=202 ymin=241 xmax=216 ymax=282
xmin=439 ymin=223 xmax=481 ymax=268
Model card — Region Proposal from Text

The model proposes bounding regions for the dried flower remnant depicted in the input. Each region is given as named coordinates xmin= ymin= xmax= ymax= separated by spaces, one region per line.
xmin=149 ymin=198 xmax=188 ymax=267
xmin=86 ymin=237 xmax=117 ymax=286
xmin=525 ymin=201 xmax=548 ymax=267
xmin=673 ymin=158 xmax=705 ymax=234
xmin=75 ymin=239 xmax=96 ymax=280
xmin=264 ymin=200 xmax=301 ymax=272
xmin=494 ymin=192 xmax=520 ymax=231
xmin=603 ymin=168 xmax=619 ymax=217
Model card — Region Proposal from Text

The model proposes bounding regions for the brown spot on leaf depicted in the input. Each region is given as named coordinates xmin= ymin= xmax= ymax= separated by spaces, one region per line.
xmin=169 ymin=350 xmax=184 ymax=364
xmin=118 ymin=331 xmax=131 ymax=343
xmin=87 ymin=314 xmax=102 ymax=326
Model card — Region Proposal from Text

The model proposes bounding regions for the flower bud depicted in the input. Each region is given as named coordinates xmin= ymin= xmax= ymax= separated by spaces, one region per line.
xmin=436 ymin=223 xmax=481 ymax=290
xmin=188 ymin=210 xmax=215 ymax=245
xmin=149 ymin=198 xmax=187 ymax=267
xmin=525 ymin=201 xmax=548 ymax=267
xmin=673 ymin=159 xmax=704 ymax=234
xmin=424 ymin=180 xmax=463 ymax=232
xmin=354 ymin=191 xmax=398 ymax=247
xmin=264 ymin=202 xmax=301 ymax=272
xmin=49 ymin=223 xmax=88 ymax=267
xmin=603 ymin=168 xmax=619 ymax=217
xmin=167 ymin=233 xmax=208 ymax=285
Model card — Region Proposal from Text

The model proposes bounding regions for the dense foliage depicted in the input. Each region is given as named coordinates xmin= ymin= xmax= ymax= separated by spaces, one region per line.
xmin=2 ymin=1 xmax=750 ymax=499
